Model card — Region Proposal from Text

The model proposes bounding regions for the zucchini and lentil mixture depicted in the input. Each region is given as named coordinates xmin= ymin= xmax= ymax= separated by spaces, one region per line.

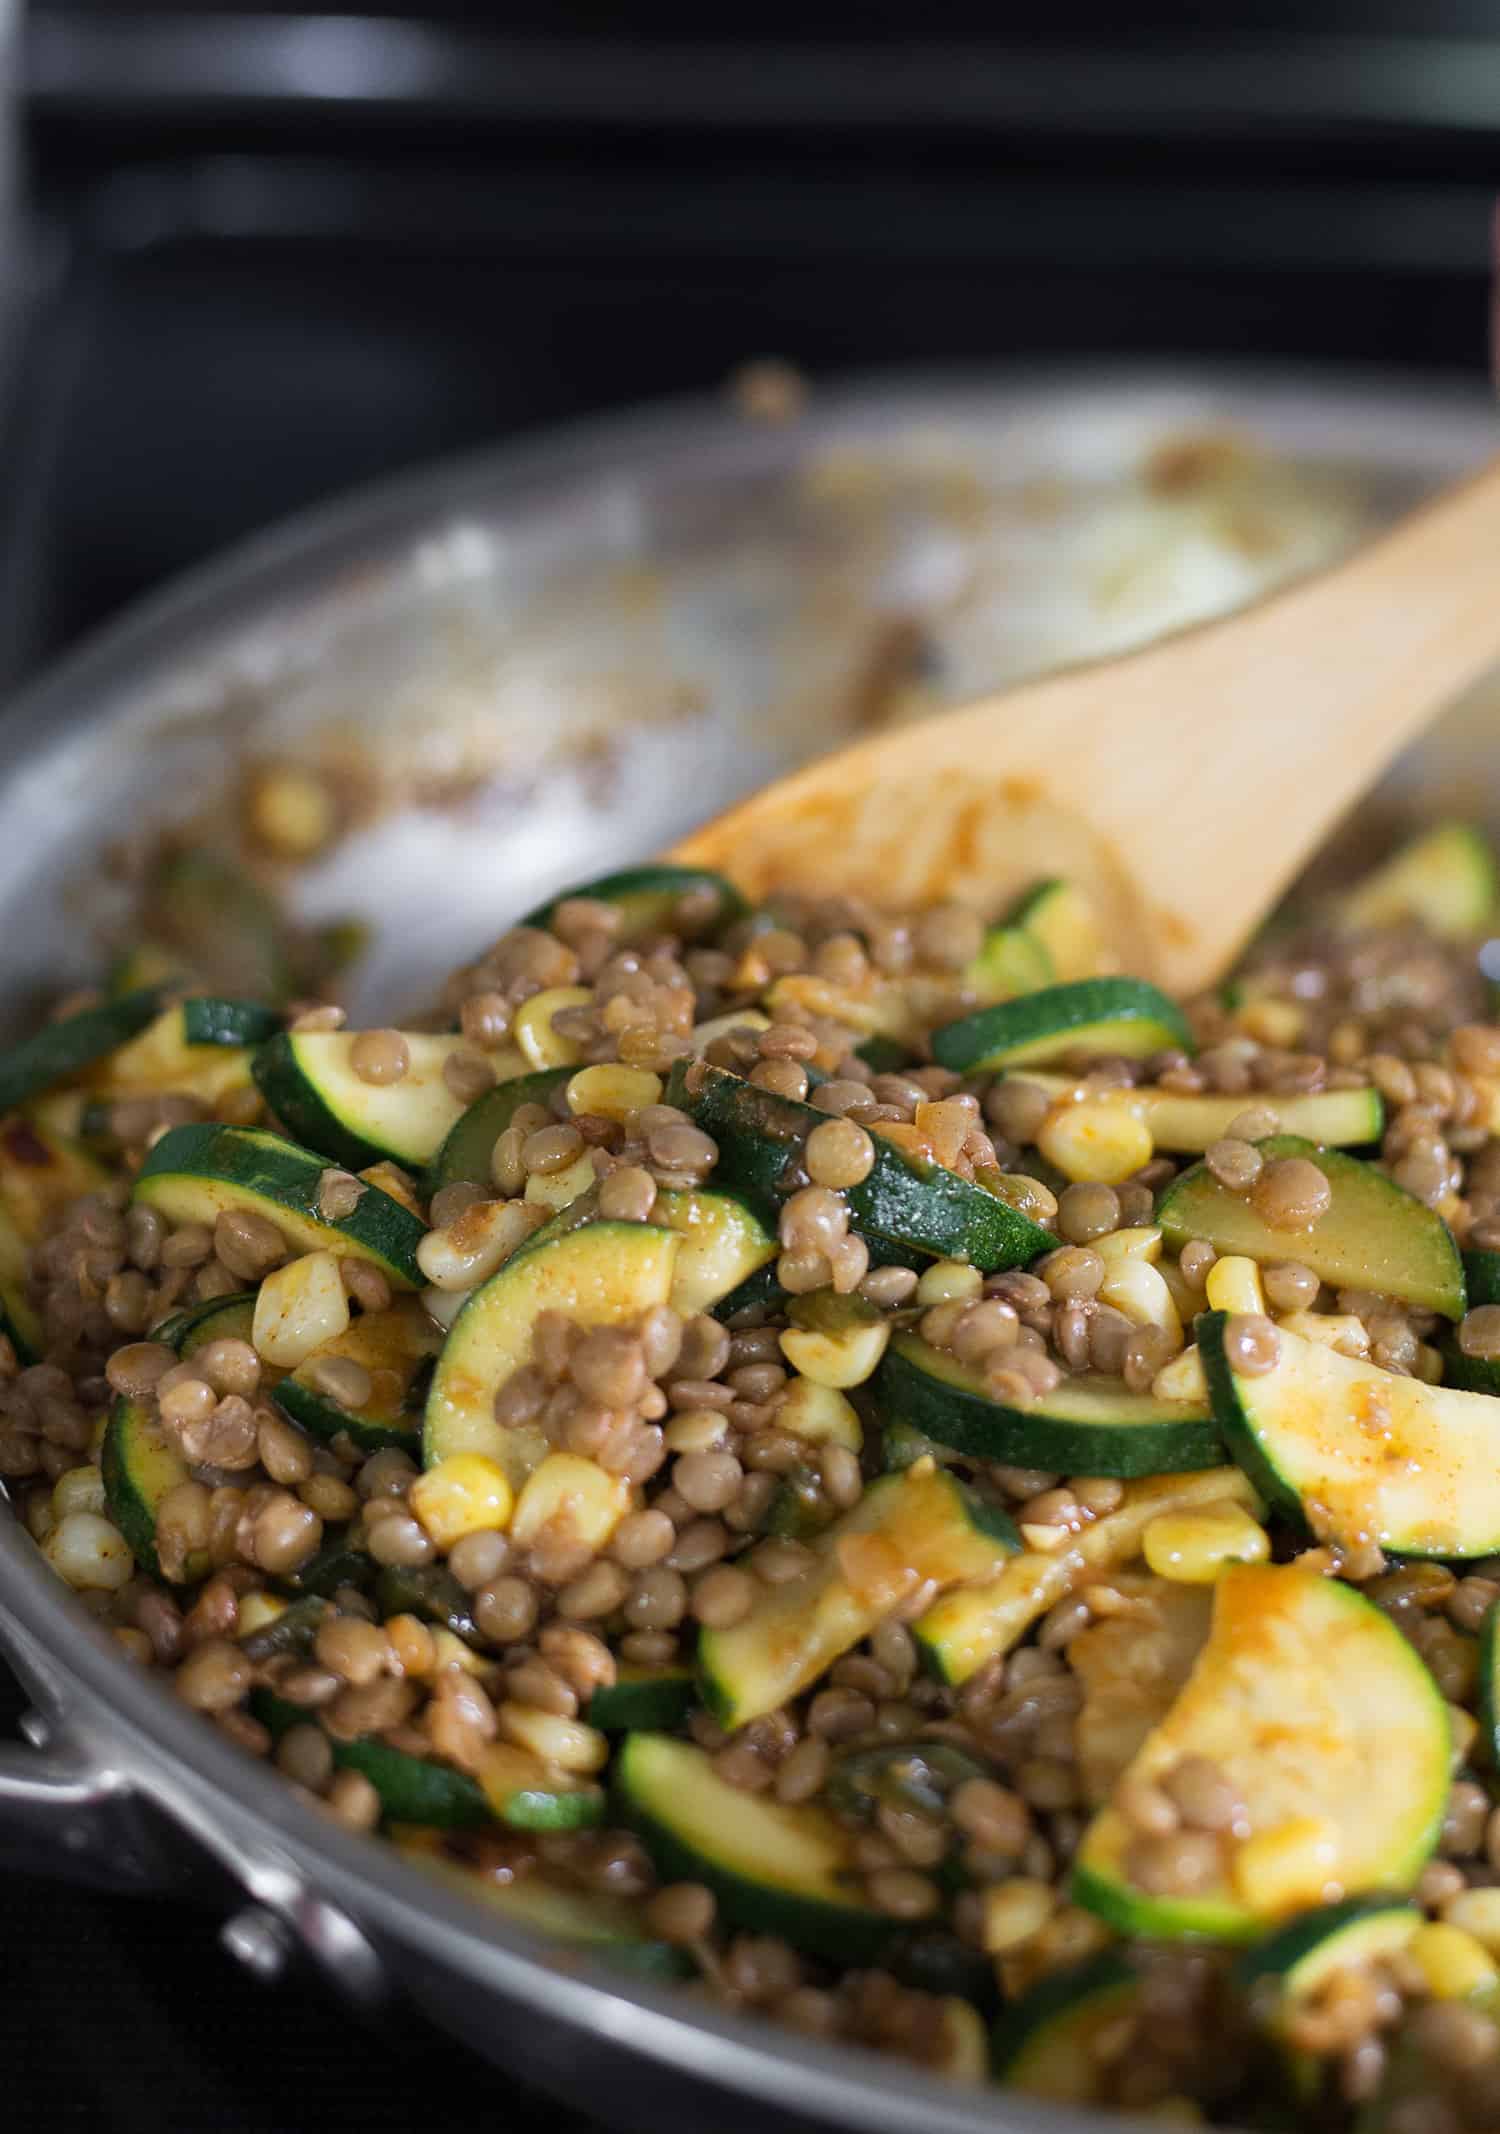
xmin=12 ymin=830 xmax=1500 ymax=2126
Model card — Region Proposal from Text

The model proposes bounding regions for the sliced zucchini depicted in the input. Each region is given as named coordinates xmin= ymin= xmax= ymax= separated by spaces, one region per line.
xmin=963 ymin=923 xmax=1052 ymax=1006
xmin=614 ymin=1732 xmax=901 ymax=1963
xmin=1481 ymin=1602 xmax=1500 ymax=1769
xmin=394 ymin=1838 xmax=692 ymax=1980
xmin=931 ymin=978 xmax=1194 ymax=1075
xmin=277 ymin=1296 xmax=441 ymax=1452
xmin=282 ymin=1529 xmax=373 ymax=1599
xmin=1464 ymin=1247 xmax=1500 ymax=1310
xmin=1017 ymin=1072 xmax=1383 ymax=1154
xmin=653 ymin=1186 xmax=777 ymax=1315
xmin=881 ymin=1416 xmax=954 ymax=1472
xmin=1159 ymin=1135 xmax=1465 ymax=1320
xmin=143 ymin=846 xmax=293 ymax=1003
xmin=253 ymin=1689 xmax=490 ymax=1828
xmin=373 ymin=1563 xmax=482 ymax=1647
xmin=991 ymin=1953 xmax=1140 ymax=2104
xmin=0 ymin=987 xmax=164 ymax=1116
xmin=711 ymin=1260 xmax=788 ymax=1326
xmin=133 ymin=1122 xmax=426 ymax=1288
xmin=1070 ymin=1577 xmax=1214 ymax=1807
xmin=253 ymin=1030 xmax=476 ymax=1170
xmin=109 ymin=942 xmax=191 ymax=996
xmin=912 ymin=1466 xmax=1260 ymax=1687
xmin=1336 ymin=822 xmax=1497 ymax=939
xmin=423 ymin=1216 xmax=680 ymax=1484
xmin=1073 ymin=1564 xmax=1449 ymax=1942
xmin=1238 ymin=1899 xmax=1422 ymax=2014
xmin=587 ymin=1664 xmax=697 ymax=1733
xmin=92 ymin=998 xmax=280 ymax=1107
xmin=1005 ymin=877 xmax=1109 ymax=984
xmin=698 ymin=1461 xmax=1018 ymax=1731
xmin=525 ymin=864 xmax=747 ymax=943
xmin=153 ymin=1290 xmax=258 ymax=1354
xmin=0 ymin=1115 xmax=108 ymax=1241
xmin=853 ymin=1034 xmax=914 ymax=1075
xmin=425 ymin=1067 xmax=571 ymax=1194
xmin=825 ymin=1740 xmax=988 ymax=1824
xmin=1201 ymin=1309 xmax=1500 ymax=1559
xmin=878 ymin=1331 xmax=1220 ymax=1478
xmin=237 ymin=1593 xmax=328 ymax=1661
xmin=669 ymin=1060 xmax=1055 ymax=1272
xmin=101 ymin=1400 xmax=205 ymax=1583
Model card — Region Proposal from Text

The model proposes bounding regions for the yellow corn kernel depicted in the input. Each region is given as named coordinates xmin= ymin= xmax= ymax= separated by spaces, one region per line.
xmin=1204 ymin=1254 xmax=1266 ymax=1317
xmin=1275 ymin=1310 xmax=1368 ymax=1359
xmin=777 ymin=1377 xmax=863 ymax=1452
xmin=1230 ymin=1817 xmax=1340 ymax=1917
xmin=780 ymin=1315 xmax=890 ymax=1390
xmin=513 ymin=987 xmax=594 ymax=1070
xmin=1449 ymin=1702 xmax=1480 ymax=1770
xmin=89 ymin=1412 xmax=109 ymax=1458
xmin=1416 ymin=1342 xmax=1446 ymax=1386
xmin=664 ymin=1407 xmax=733 ymax=1454
xmin=915 ymin=1259 xmax=983 ymax=1307
xmin=1143 ymin=1502 xmax=1270 ymax=1584
xmin=935 ymin=1999 xmax=987 ymax=2083
xmin=1409 ymin=1922 xmax=1500 ymax=2000
xmin=1035 ymin=1098 xmax=1153 ymax=1186
xmin=1096 ymin=1224 xmax=1163 ymax=1266
xmin=430 ymin=1625 xmax=491 ymax=1678
xmin=689 ymin=1008 xmax=771 ymax=1052
xmin=1236 ymin=996 xmax=1304 ymax=1047
xmin=1151 ymin=1344 xmax=1209 ymax=1405
xmin=42 ymin=1510 xmax=135 ymax=1591
xmin=359 ymin=1160 xmax=426 ymax=1218
xmin=510 ymin=1453 xmax=632 ymax=1552
xmin=980 ymin=1878 xmax=1056 ymax=1954
xmin=417 ymin=1197 xmax=542 ymax=1291
xmin=237 ymin=1591 xmax=289 ymax=1637
xmin=422 ymin=1283 xmax=473 ymax=1331
xmin=524 ymin=1149 xmax=598 ymax=1213
xmin=253 ymin=1249 xmax=349 ymax=1369
xmin=409 ymin=1453 xmax=515 ymax=1549
xmin=497 ymin=1702 xmax=610 ymax=1773
xmin=1442 ymin=1888 xmax=1500 ymax=1957
xmin=565 ymin=1064 xmax=662 ymax=1123
xmin=52 ymin=1464 xmax=105 ymax=1520
xmin=1099 ymin=1258 xmax=1182 ymax=1341
xmin=244 ymin=759 xmax=337 ymax=858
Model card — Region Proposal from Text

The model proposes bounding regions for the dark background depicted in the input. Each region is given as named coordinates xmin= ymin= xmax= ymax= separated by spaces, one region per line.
xmin=2 ymin=5 xmax=1497 ymax=2127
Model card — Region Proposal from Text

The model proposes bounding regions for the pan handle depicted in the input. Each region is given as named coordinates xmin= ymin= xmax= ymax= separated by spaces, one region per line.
xmin=0 ymin=1733 xmax=173 ymax=1891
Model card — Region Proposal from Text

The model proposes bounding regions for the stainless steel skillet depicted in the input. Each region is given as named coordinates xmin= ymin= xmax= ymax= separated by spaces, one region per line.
xmin=0 ymin=365 xmax=1495 ymax=2134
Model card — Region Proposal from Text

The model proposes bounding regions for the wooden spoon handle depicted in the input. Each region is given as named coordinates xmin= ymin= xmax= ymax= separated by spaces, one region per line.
xmin=673 ymin=451 xmax=1500 ymax=992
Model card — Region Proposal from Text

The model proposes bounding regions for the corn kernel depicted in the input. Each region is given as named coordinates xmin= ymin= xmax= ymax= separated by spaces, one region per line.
xmin=497 ymin=1703 xmax=610 ymax=1773
xmin=1099 ymin=1258 xmax=1181 ymax=1341
xmin=245 ymin=760 xmax=337 ymax=858
xmin=52 ymin=1464 xmax=105 ymax=1520
xmin=417 ymin=1197 xmax=542 ymax=1290
xmin=524 ymin=1149 xmax=597 ymax=1213
xmin=1230 ymin=1817 xmax=1340 ymax=1917
xmin=1410 ymin=1922 xmax=1499 ymax=2000
xmin=689 ymin=1009 xmax=771 ymax=1052
xmin=1449 ymin=1702 xmax=1480 ymax=1770
xmin=1143 ymin=1502 xmax=1270 ymax=1584
xmin=253 ymin=1250 xmax=350 ymax=1368
xmin=915 ymin=1259 xmax=983 ymax=1307
xmin=510 ymin=1453 xmax=632 ymax=1552
xmin=566 ymin=1064 xmax=663 ymax=1123
xmin=237 ymin=1591 xmax=289 ymax=1637
xmin=980 ymin=1878 xmax=1056 ymax=1953
xmin=1415 ymin=1342 xmax=1446 ymax=1386
xmin=409 ymin=1453 xmax=515 ymax=1549
xmin=422 ymin=1283 xmax=473 ymax=1331
xmin=1274 ymin=1310 xmax=1368 ymax=1359
xmin=1096 ymin=1225 xmax=1163 ymax=1266
xmin=1442 ymin=1887 xmax=1500 ymax=1956
xmin=1205 ymin=1255 xmax=1266 ymax=1317
xmin=1152 ymin=1347 xmax=1208 ymax=1410
xmin=89 ymin=1412 xmax=108 ymax=1458
xmin=780 ymin=1316 xmax=890 ymax=1389
xmin=1236 ymin=996 xmax=1304 ymax=1048
xmin=935 ymin=1999 xmax=987 ymax=2083
xmin=43 ymin=1511 xmax=135 ymax=1592
xmin=430 ymin=1625 xmax=491 ymax=1677
xmin=513 ymin=987 xmax=594 ymax=1070
xmin=1036 ymin=1098 xmax=1154 ymax=1185
xmin=777 ymin=1377 xmax=863 ymax=1452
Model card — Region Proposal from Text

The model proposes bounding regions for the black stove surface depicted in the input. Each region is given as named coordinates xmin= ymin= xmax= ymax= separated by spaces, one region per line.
xmin=1 ymin=15 xmax=1494 ymax=2128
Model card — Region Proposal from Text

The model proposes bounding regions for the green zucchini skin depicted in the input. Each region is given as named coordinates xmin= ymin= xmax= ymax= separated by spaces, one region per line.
xmin=253 ymin=1690 xmax=491 ymax=1828
xmin=877 ymin=1331 xmax=1221 ymax=1478
xmin=1160 ymin=1136 xmax=1465 ymax=1322
xmin=143 ymin=847 xmax=293 ymax=1003
xmin=1236 ymin=1899 xmax=1423 ymax=2002
xmin=588 ymin=1666 xmax=697 ymax=1733
xmin=931 ymin=977 xmax=1194 ymax=1074
xmin=711 ymin=1260 xmax=788 ymax=1324
xmin=100 ymin=1399 xmax=196 ymax=1583
xmin=990 ymin=1953 xmax=1139 ymax=2097
xmin=524 ymin=865 xmax=747 ymax=942
xmin=1464 ymin=1249 xmax=1500 ymax=1308
xmin=179 ymin=998 xmax=283 ymax=1048
xmin=1481 ymin=1601 xmax=1500 ymax=1770
xmin=669 ymin=1060 xmax=1055 ymax=1271
xmin=0 ymin=986 xmax=164 ymax=1113
xmin=425 ymin=1068 xmax=572 ymax=1194
xmin=133 ymin=1121 xmax=426 ymax=1288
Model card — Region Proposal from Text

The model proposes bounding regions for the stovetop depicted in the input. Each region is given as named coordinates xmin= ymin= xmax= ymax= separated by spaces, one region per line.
xmin=1 ymin=12 xmax=1493 ymax=2127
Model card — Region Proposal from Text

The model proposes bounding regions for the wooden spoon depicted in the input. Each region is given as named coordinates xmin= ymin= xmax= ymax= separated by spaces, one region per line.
xmin=670 ymin=452 xmax=1500 ymax=994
